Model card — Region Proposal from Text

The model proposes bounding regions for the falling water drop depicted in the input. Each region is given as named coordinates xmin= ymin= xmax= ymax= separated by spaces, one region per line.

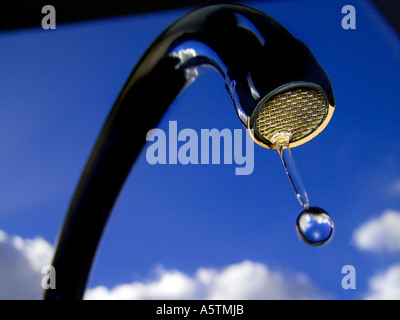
xmin=296 ymin=207 xmax=334 ymax=246
xmin=274 ymin=135 xmax=334 ymax=246
xmin=278 ymin=146 xmax=309 ymax=209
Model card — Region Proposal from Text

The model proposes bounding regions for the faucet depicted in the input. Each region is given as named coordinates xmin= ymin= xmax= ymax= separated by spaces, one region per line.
xmin=44 ymin=4 xmax=335 ymax=300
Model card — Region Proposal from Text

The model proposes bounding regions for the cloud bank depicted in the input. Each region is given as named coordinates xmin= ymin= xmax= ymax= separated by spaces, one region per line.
xmin=364 ymin=263 xmax=400 ymax=300
xmin=0 ymin=230 xmax=53 ymax=299
xmin=84 ymin=261 xmax=326 ymax=300
xmin=352 ymin=210 xmax=400 ymax=253
xmin=0 ymin=229 xmax=325 ymax=300
xmin=5 ymin=207 xmax=400 ymax=301
xmin=352 ymin=210 xmax=400 ymax=299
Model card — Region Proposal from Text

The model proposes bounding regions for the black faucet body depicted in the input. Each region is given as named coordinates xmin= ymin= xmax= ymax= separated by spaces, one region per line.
xmin=44 ymin=4 xmax=334 ymax=300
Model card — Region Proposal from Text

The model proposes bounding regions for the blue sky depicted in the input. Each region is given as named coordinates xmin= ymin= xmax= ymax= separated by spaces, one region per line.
xmin=1 ymin=0 xmax=400 ymax=299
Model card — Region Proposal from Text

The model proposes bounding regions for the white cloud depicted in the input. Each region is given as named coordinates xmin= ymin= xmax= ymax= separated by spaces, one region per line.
xmin=352 ymin=210 xmax=400 ymax=253
xmin=0 ymin=230 xmax=53 ymax=299
xmin=0 ymin=229 xmax=327 ymax=300
xmin=352 ymin=210 xmax=400 ymax=299
xmin=85 ymin=268 xmax=198 ymax=300
xmin=85 ymin=261 xmax=327 ymax=300
xmin=364 ymin=263 xmax=400 ymax=300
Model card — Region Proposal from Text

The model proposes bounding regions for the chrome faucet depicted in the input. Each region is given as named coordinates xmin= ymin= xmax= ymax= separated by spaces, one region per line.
xmin=44 ymin=4 xmax=335 ymax=300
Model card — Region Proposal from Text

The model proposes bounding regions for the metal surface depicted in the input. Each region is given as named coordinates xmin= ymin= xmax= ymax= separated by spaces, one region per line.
xmin=253 ymin=84 xmax=330 ymax=149
xmin=41 ymin=3 xmax=334 ymax=299
xmin=371 ymin=0 xmax=400 ymax=38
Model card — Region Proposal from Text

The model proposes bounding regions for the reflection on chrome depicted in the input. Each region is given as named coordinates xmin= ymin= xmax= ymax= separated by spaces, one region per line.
xmin=171 ymin=48 xmax=199 ymax=83
xmin=45 ymin=4 xmax=335 ymax=300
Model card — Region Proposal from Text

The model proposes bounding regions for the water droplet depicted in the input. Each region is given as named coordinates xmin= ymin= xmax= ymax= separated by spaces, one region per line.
xmin=278 ymin=146 xmax=309 ymax=209
xmin=296 ymin=207 xmax=334 ymax=246
xmin=273 ymin=140 xmax=334 ymax=246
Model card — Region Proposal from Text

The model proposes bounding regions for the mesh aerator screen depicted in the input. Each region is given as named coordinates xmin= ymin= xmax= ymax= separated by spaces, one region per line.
xmin=256 ymin=88 xmax=328 ymax=144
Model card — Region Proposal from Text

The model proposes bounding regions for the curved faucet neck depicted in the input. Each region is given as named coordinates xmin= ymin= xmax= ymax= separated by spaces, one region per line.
xmin=44 ymin=4 xmax=334 ymax=300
